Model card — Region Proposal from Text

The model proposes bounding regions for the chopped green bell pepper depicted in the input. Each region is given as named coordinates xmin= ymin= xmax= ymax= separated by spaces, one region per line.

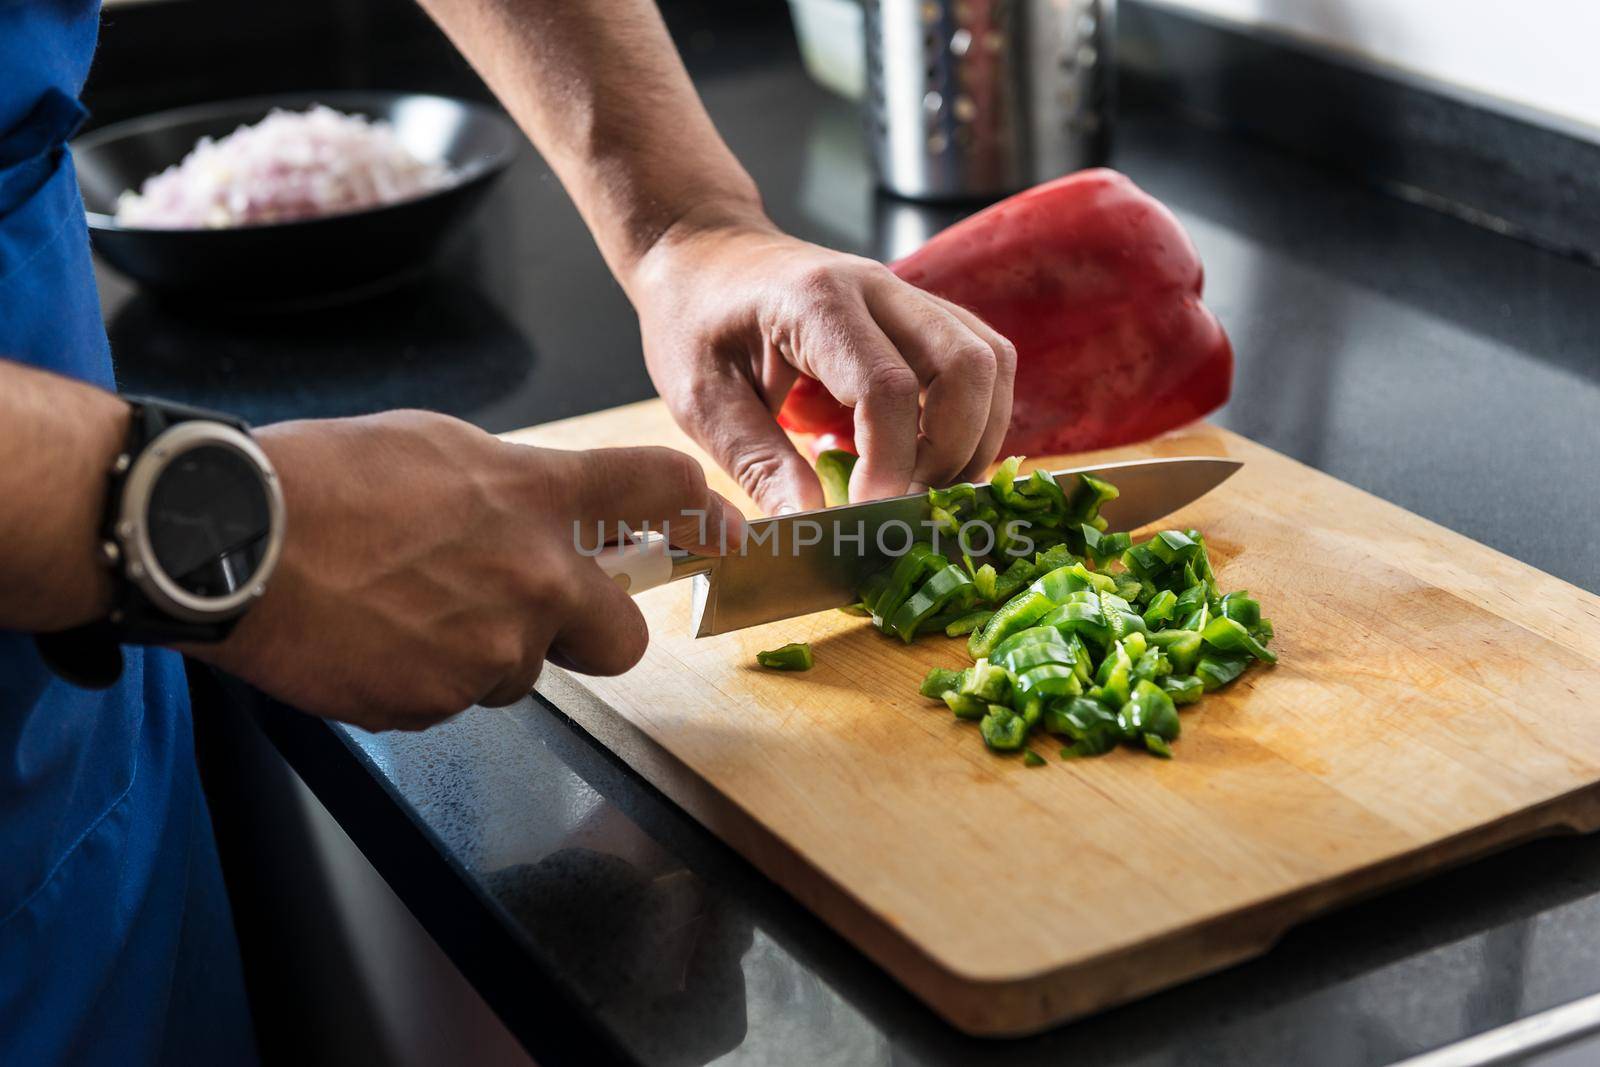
xmin=969 ymin=590 xmax=1054 ymax=659
xmin=943 ymin=609 xmax=994 ymax=637
xmin=885 ymin=563 xmax=975 ymax=642
xmin=1200 ymin=615 xmax=1277 ymax=663
xmin=756 ymin=642 xmax=813 ymax=671
xmin=920 ymin=666 xmax=964 ymax=699
xmin=980 ymin=708 xmax=1029 ymax=751
xmin=814 ymin=449 xmax=856 ymax=508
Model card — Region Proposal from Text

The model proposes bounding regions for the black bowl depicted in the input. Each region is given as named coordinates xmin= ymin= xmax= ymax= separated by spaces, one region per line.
xmin=74 ymin=91 xmax=519 ymax=306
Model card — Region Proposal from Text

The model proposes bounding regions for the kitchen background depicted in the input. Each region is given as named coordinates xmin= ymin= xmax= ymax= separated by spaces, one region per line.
xmin=76 ymin=1 xmax=1600 ymax=1065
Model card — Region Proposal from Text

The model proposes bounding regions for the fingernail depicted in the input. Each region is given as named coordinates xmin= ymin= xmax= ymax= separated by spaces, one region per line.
xmin=908 ymin=480 xmax=929 ymax=495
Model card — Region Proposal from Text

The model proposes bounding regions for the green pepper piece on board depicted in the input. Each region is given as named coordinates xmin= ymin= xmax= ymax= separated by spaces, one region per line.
xmin=857 ymin=570 xmax=891 ymax=615
xmin=944 ymin=692 xmax=990 ymax=720
xmin=869 ymin=543 xmax=939 ymax=628
xmin=969 ymin=590 xmax=1055 ymax=659
xmin=1143 ymin=734 xmax=1175 ymax=758
xmin=1201 ymin=615 xmax=1278 ymax=663
xmin=960 ymin=658 xmax=1013 ymax=703
xmin=1148 ymin=628 xmax=1203 ymax=674
xmin=1023 ymin=750 xmax=1047 ymax=768
xmin=971 ymin=564 xmax=998 ymax=602
xmin=1219 ymin=591 xmax=1262 ymax=630
xmin=920 ymin=666 xmax=964 ymax=699
xmin=1196 ymin=652 xmax=1251 ymax=691
xmin=755 ymin=642 xmax=813 ymax=671
xmin=886 ymin=563 xmax=975 ymax=642
xmin=944 ymin=609 xmax=994 ymax=638
xmin=1142 ymin=589 xmax=1178 ymax=628
xmin=1120 ymin=679 xmax=1180 ymax=741
xmin=1160 ymin=673 xmax=1204 ymax=705
xmin=980 ymin=708 xmax=1029 ymax=751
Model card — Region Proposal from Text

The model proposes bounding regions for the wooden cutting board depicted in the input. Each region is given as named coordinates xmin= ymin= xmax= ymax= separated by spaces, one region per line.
xmin=506 ymin=399 xmax=1600 ymax=1037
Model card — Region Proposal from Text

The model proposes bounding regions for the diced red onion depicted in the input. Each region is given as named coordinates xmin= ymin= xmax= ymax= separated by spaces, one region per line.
xmin=114 ymin=104 xmax=457 ymax=229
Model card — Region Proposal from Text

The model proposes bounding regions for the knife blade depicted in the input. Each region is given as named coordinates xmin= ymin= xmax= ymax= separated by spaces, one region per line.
xmin=595 ymin=456 xmax=1242 ymax=637
xmin=687 ymin=456 xmax=1241 ymax=637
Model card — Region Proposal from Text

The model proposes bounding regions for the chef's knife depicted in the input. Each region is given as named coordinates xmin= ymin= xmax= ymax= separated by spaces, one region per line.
xmin=597 ymin=456 xmax=1242 ymax=638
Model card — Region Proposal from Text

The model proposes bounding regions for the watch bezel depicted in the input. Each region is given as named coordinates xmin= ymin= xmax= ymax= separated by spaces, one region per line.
xmin=115 ymin=420 xmax=285 ymax=624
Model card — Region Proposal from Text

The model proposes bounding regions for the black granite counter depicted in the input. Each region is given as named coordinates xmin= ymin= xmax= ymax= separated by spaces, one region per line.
xmin=92 ymin=3 xmax=1600 ymax=1065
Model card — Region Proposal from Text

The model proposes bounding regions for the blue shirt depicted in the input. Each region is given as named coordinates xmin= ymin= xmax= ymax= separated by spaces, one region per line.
xmin=0 ymin=2 xmax=257 ymax=1062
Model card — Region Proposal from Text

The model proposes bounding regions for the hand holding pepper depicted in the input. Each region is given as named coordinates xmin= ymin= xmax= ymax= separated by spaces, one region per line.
xmin=627 ymin=217 xmax=1017 ymax=515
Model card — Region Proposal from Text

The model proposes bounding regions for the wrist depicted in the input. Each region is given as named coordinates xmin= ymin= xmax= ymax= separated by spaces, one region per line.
xmin=619 ymin=192 xmax=775 ymax=299
xmin=41 ymin=388 xmax=130 ymax=630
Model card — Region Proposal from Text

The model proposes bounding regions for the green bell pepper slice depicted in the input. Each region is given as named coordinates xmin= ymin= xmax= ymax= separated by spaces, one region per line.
xmin=1201 ymin=615 xmax=1278 ymax=663
xmin=1218 ymin=590 xmax=1261 ymax=629
xmin=885 ymin=563 xmax=975 ymax=642
xmin=869 ymin=543 xmax=940 ymax=628
xmin=1090 ymin=639 xmax=1135 ymax=707
xmin=814 ymin=449 xmax=857 ymax=508
xmin=968 ymin=590 xmax=1055 ymax=659
xmin=999 ymin=639 xmax=1073 ymax=675
xmin=1143 ymin=734 xmax=1175 ymax=758
xmin=1066 ymin=472 xmax=1119 ymax=523
xmin=961 ymin=657 xmax=1012 ymax=703
xmin=944 ymin=692 xmax=990 ymax=720
xmin=1196 ymin=652 xmax=1251 ymax=691
xmin=990 ymin=623 xmax=1064 ymax=663
xmin=980 ymin=708 xmax=1030 ymax=751
xmin=943 ymin=609 xmax=994 ymax=638
xmin=1050 ymin=697 xmax=1126 ymax=758
xmin=1147 ymin=628 xmax=1202 ymax=674
xmin=1015 ymin=664 xmax=1084 ymax=700
xmin=1160 ymin=673 xmax=1204 ymax=705
xmin=756 ymin=642 xmax=813 ymax=671
xmin=920 ymin=666 xmax=964 ymax=699
xmin=1040 ymin=592 xmax=1109 ymax=649
xmin=1132 ymin=647 xmax=1172 ymax=683
xmin=1119 ymin=678 xmax=1180 ymax=741
xmin=1142 ymin=589 xmax=1178 ymax=628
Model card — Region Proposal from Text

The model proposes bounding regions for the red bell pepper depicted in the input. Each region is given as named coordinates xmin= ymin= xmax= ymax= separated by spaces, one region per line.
xmin=778 ymin=169 xmax=1233 ymax=456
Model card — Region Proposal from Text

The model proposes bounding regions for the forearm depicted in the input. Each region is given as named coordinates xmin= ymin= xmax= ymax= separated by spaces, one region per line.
xmin=416 ymin=0 xmax=770 ymax=288
xmin=0 ymin=360 xmax=128 ymax=631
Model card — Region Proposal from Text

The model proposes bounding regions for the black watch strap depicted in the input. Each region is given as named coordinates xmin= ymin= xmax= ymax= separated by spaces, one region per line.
xmin=35 ymin=396 xmax=261 ymax=690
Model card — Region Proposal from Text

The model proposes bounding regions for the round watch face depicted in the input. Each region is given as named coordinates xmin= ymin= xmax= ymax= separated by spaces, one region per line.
xmin=147 ymin=443 xmax=274 ymax=600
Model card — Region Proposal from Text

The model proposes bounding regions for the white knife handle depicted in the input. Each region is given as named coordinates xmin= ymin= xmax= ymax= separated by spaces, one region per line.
xmin=596 ymin=536 xmax=677 ymax=594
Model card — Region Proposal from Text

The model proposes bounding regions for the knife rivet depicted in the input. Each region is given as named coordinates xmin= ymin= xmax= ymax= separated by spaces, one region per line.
xmin=611 ymin=573 xmax=632 ymax=592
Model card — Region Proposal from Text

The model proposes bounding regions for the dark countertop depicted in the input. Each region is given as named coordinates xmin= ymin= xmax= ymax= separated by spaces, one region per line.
xmin=94 ymin=4 xmax=1600 ymax=1065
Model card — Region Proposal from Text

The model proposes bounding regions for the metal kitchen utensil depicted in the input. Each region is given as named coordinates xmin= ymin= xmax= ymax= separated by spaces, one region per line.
xmin=597 ymin=455 xmax=1240 ymax=638
xmin=864 ymin=0 xmax=1115 ymax=201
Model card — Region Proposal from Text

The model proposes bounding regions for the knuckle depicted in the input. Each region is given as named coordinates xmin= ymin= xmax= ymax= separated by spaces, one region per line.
xmin=733 ymin=449 xmax=790 ymax=507
xmin=863 ymin=363 xmax=920 ymax=408
xmin=954 ymin=340 xmax=998 ymax=379
xmin=994 ymin=336 xmax=1019 ymax=374
xmin=795 ymin=265 xmax=848 ymax=309
xmin=678 ymin=376 xmax=719 ymax=430
xmin=648 ymin=446 xmax=709 ymax=508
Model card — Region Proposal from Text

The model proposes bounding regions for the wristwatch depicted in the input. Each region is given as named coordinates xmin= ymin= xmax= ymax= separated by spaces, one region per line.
xmin=35 ymin=396 xmax=287 ymax=689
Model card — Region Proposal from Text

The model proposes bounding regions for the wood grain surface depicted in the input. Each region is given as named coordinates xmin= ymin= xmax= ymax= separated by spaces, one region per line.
xmin=506 ymin=400 xmax=1600 ymax=1036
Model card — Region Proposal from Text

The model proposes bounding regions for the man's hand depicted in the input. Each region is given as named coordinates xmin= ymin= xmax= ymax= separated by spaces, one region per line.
xmin=629 ymin=218 xmax=1017 ymax=515
xmin=187 ymin=411 xmax=740 ymax=731
xmin=413 ymin=0 xmax=1016 ymax=516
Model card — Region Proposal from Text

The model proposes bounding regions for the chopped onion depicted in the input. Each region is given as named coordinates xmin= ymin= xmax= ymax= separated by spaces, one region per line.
xmin=114 ymin=104 xmax=457 ymax=229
